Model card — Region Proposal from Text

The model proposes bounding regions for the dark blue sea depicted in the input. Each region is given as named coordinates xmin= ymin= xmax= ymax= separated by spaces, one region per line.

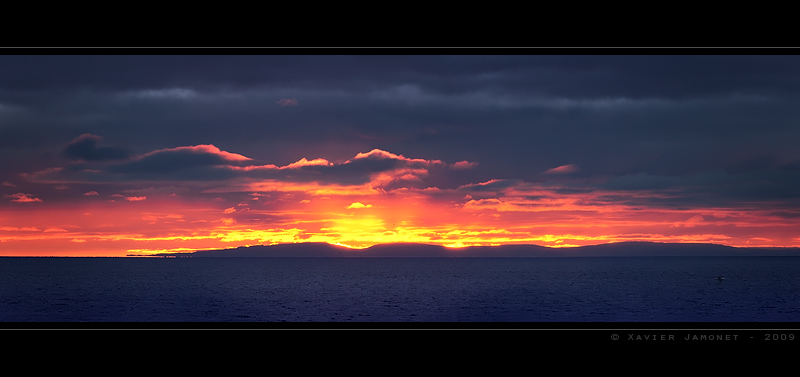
xmin=2 ymin=257 xmax=799 ymax=322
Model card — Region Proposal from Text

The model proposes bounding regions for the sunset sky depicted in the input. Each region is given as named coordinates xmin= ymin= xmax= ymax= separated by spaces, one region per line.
xmin=2 ymin=55 xmax=799 ymax=256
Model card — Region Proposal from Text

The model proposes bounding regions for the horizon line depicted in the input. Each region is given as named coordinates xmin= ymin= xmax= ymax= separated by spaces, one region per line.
xmin=130 ymin=240 xmax=800 ymax=258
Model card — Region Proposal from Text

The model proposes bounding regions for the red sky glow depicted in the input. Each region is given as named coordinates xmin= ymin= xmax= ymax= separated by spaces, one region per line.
xmin=2 ymin=146 xmax=799 ymax=256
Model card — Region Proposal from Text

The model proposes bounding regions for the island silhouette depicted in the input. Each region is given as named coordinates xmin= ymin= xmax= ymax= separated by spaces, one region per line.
xmin=141 ymin=241 xmax=800 ymax=257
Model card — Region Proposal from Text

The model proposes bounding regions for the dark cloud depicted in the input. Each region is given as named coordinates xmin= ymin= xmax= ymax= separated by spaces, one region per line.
xmin=4 ymin=55 xmax=800 ymax=213
xmin=5 ymin=55 xmax=800 ymax=100
xmin=598 ymin=169 xmax=800 ymax=209
xmin=768 ymin=211 xmax=800 ymax=219
xmin=111 ymin=148 xmax=240 ymax=175
xmin=600 ymin=173 xmax=679 ymax=191
xmin=63 ymin=134 xmax=130 ymax=162
xmin=28 ymin=143 xmax=450 ymax=190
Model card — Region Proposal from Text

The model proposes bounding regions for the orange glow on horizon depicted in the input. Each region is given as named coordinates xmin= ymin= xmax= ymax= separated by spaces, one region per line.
xmin=4 ymin=148 xmax=800 ymax=256
xmin=3 ymin=188 xmax=798 ymax=256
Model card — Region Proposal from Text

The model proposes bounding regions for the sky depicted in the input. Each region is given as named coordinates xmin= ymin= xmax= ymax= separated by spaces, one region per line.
xmin=1 ymin=54 xmax=799 ymax=256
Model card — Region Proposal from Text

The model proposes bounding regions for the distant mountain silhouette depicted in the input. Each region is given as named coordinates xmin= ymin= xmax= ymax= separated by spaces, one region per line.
xmin=144 ymin=241 xmax=800 ymax=257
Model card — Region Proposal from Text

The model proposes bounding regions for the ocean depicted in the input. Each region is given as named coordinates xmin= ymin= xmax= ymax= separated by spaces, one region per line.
xmin=1 ymin=257 xmax=799 ymax=323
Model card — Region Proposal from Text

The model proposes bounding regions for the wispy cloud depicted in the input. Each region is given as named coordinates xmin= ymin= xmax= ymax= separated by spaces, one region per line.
xmin=4 ymin=193 xmax=42 ymax=203
xmin=674 ymin=215 xmax=704 ymax=228
xmin=450 ymin=161 xmax=478 ymax=170
xmin=140 ymin=144 xmax=251 ymax=162
xmin=277 ymin=98 xmax=298 ymax=106
xmin=543 ymin=164 xmax=579 ymax=174
xmin=127 ymin=88 xmax=198 ymax=100
xmin=347 ymin=202 xmax=372 ymax=209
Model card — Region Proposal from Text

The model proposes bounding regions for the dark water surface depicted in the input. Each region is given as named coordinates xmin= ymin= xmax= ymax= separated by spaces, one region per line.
xmin=1 ymin=257 xmax=799 ymax=322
